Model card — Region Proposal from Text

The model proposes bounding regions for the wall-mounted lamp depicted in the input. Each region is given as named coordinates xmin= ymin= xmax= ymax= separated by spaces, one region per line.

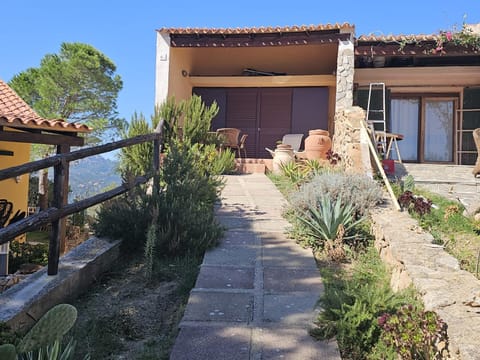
xmin=181 ymin=70 xmax=189 ymax=77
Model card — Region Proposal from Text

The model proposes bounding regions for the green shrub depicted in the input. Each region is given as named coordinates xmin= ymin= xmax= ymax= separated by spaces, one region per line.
xmin=96 ymin=95 xmax=225 ymax=269
xmin=155 ymin=141 xmax=223 ymax=256
xmin=8 ymin=241 xmax=48 ymax=273
xmin=312 ymin=247 xmax=419 ymax=359
xmin=144 ymin=218 xmax=158 ymax=281
xmin=182 ymin=95 xmax=219 ymax=145
xmin=198 ymin=143 xmax=236 ymax=175
xmin=117 ymin=112 xmax=156 ymax=177
xmin=93 ymin=185 xmax=153 ymax=255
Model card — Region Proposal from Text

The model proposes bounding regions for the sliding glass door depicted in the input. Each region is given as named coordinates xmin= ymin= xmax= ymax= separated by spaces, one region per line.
xmin=391 ymin=96 xmax=456 ymax=163
xmin=391 ymin=98 xmax=419 ymax=161
xmin=424 ymin=99 xmax=454 ymax=162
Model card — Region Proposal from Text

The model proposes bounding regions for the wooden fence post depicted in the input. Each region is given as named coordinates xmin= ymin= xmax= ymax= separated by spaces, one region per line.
xmin=48 ymin=144 xmax=69 ymax=275
xmin=152 ymin=120 xmax=164 ymax=196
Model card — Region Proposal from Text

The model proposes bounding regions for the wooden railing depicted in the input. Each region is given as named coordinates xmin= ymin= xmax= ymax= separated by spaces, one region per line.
xmin=0 ymin=121 xmax=164 ymax=275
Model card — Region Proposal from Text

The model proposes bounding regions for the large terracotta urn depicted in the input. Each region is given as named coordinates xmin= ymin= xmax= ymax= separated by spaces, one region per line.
xmin=304 ymin=129 xmax=332 ymax=160
xmin=272 ymin=144 xmax=294 ymax=174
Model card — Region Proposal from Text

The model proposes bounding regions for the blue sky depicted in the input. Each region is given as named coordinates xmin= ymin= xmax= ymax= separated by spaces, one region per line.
xmin=1 ymin=0 xmax=478 ymax=124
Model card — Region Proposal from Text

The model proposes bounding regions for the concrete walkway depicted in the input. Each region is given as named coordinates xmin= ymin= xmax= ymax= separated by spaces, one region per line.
xmin=170 ymin=173 xmax=340 ymax=360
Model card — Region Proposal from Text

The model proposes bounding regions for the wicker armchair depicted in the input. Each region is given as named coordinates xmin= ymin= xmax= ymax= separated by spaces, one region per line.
xmin=216 ymin=128 xmax=241 ymax=156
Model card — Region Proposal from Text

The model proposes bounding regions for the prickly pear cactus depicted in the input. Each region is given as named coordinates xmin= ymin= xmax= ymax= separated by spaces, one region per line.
xmin=0 ymin=343 xmax=17 ymax=360
xmin=17 ymin=303 xmax=78 ymax=354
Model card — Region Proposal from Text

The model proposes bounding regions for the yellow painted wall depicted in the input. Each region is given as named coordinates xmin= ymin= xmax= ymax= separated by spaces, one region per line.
xmin=168 ymin=48 xmax=194 ymax=101
xmin=0 ymin=141 xmax=30 ymax=229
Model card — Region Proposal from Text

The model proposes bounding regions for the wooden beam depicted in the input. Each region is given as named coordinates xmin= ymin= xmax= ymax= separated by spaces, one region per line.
xmin=171 ymin=32 xmax=350 ymax=47
xmin=0 ymin=130 xmax=84 ymax=146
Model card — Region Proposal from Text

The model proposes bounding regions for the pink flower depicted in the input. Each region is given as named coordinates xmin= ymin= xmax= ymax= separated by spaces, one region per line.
xmin=446 ymin=31 xmax=453 ymax=41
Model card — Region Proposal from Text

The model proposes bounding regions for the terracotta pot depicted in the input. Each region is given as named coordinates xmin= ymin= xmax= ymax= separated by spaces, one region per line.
xmin=304 ymin=129 xmax=332 ymax=160
xmin=272 ymin=144 xmax=294 ymax=174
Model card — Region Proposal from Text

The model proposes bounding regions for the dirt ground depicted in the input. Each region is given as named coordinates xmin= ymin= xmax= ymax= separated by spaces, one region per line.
xmin=71 ymin=256 xmax=194 ymax=360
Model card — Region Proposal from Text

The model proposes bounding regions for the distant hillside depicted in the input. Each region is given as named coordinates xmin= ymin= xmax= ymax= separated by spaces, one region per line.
xmin=69 ymin=155 xmax=121 ymax=201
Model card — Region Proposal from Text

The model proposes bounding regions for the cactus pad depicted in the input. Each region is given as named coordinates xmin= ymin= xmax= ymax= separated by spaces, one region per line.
xmin=0 ymin=343 xmax=17 ymax=360
xmin=17 ymin=303 xmax=78 ymax=354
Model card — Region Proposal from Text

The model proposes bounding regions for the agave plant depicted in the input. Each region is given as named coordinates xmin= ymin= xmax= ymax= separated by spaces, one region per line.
xmin=296 ymin=195 xmax=364 ymax=249
xmin=19 ymin=338 xmax=85 ymax=360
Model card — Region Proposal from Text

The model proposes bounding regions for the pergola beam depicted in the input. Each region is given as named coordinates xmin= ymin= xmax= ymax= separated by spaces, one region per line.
xmin=0 ymin=129 xmax=84 ymax=146
xmin=171 ymin=31 xmax=351 ymax=48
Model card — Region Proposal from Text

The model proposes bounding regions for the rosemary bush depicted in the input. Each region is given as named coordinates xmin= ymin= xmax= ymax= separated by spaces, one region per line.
xmin=95 ymin=95 xmax=226 ymax=260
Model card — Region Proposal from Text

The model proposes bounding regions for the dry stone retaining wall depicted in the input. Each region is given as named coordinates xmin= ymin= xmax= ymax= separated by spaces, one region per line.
xmin=371 ymin=203 xmax=480 ymax=360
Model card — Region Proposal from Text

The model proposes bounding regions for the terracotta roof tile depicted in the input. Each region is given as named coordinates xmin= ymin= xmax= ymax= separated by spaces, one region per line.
xmin=0 ymin=79 xmax=90 ymax=133
xmin=157 ymin=23 xmax=354 ymax=35
xmin=357 ymin=34 xmax=441 ymax=43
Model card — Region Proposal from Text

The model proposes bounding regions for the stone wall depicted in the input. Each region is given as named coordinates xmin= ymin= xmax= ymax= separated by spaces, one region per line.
xmin=332 ymin=106 xmax=372 ymax=175
xmin=335 ymin=39 xmax=354 ymax=110
xmin=371 ymin=204 xmax=480 ymax=360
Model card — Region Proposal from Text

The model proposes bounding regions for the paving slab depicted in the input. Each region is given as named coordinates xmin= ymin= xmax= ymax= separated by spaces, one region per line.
xmin=202 ymin=245 xmax=257 ymax=267
xmin=256 ymin=327 xmax=340 ymax=360
xmin=182 ymin=292 xmax=253 ymax=323
xmin=219 ymin=195 xmax=254 ymax=205
xmin=195 ymin=266 xmax=254 ymax=289
xmin=216 ymin=215 xmax=254 ymax=230
xmin=262 ymin=242 xmax=317 ymax=269
xmin=170 ymin=325 xmax=252 ymax=360
xmin=263 ymin=293 xmax=321 ymax=326
xmin=263 ymin=267 xmax=323 ymax=293
xmin=220 ymin=231 xmax=257 ymax=246
xmin=252 ymin=219 xmax=291 ymax=232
